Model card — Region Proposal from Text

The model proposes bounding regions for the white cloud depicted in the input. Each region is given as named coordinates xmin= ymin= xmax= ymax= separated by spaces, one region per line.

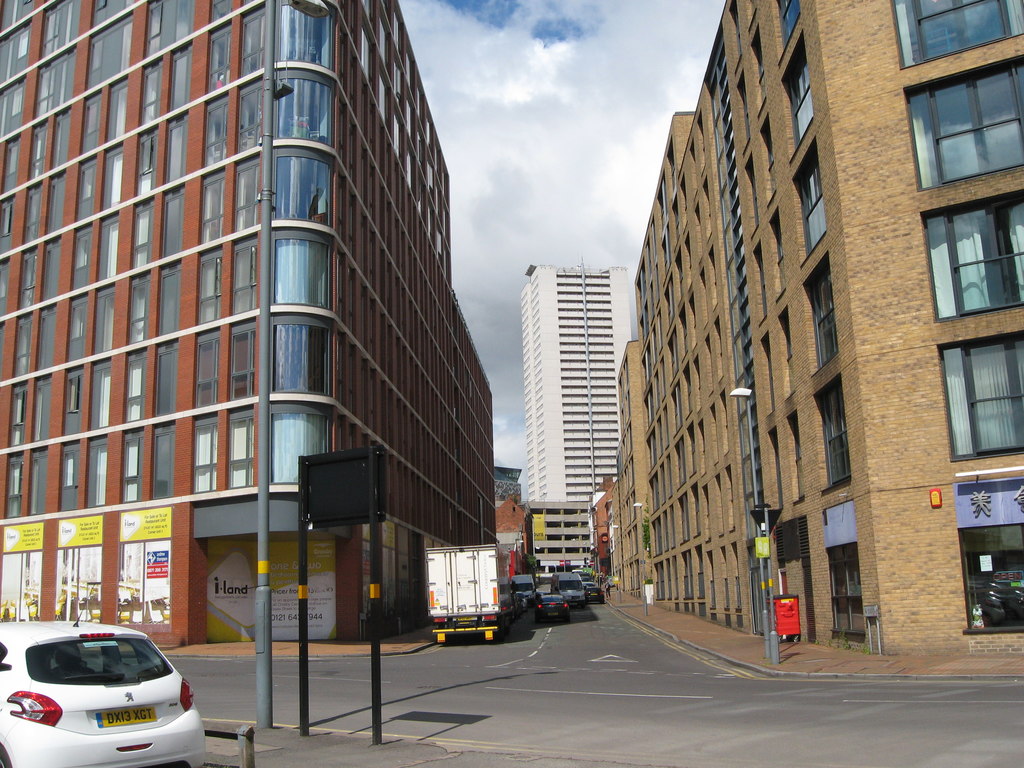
xmin=403 ymin=0 xmax=723 ymax=494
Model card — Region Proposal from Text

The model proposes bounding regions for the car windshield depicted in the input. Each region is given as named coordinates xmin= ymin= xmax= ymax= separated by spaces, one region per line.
xmin=26 ymin=637 xmax=173 ymax=686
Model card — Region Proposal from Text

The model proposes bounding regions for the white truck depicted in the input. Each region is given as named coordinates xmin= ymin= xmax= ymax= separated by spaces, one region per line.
xmin=426 ymin=544 xmax=513 ymax=643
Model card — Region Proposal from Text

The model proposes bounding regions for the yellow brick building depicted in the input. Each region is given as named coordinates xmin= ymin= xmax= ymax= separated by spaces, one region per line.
xmin=620 ymin=0 xmax=1024 ymax=655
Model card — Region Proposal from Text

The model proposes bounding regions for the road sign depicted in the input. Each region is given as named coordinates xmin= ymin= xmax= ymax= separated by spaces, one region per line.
xmin=299 ymin=447 xmax=386 ymax=528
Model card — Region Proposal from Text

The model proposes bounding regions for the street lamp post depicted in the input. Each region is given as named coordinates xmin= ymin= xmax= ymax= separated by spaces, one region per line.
xmin=730 ymin=387 xmax=780 ymax=665
xmin=257 ymin=0 xmax=331 ymax=729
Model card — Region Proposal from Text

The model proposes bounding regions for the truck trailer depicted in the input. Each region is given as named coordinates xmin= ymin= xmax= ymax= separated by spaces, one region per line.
xmin=426 ymin=544 xmax=512 ymax=643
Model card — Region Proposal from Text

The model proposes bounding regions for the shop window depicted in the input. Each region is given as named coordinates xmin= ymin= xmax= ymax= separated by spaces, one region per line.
xmin=961 ymin=521 xmax=1024 ymax=628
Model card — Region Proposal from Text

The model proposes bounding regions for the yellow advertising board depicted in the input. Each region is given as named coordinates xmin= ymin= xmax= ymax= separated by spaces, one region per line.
xmin=3 ymin=522 xmax=44 ymax=553
xmin=58 ymin=516 xmax=103 ymax=548
xmin=532 ymin=513 xmax=545 ymax=540
xmin=120 ymin=508 xmax=173 ymax=542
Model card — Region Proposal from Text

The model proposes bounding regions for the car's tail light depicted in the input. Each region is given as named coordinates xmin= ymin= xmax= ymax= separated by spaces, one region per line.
xmin=8 ymin=691 xmax=62 ymax=726
xmin=179 ymin=678 xmax=195 ymax=712
xmin=78 ymin=632 xmax=116 ymax=639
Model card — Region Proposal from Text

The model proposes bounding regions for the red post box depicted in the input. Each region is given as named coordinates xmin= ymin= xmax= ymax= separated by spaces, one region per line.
xmin=773 ymin=594 xmax=800 ymax=640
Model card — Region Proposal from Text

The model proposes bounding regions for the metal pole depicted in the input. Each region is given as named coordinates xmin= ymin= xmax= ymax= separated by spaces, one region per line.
xmin=255 ymin=0 xmax=277 ymax=729
xmin=764 ymin=508 xmax=780 ymax=665
xmin=744 ymin=398 xmax=771 ymax=662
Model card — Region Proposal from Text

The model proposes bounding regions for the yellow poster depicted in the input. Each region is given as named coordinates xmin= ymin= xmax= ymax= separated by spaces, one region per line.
xmin=58 ymin=516 xmax=103 ymax=548
xmin=120 ymin=507 xmax=172 ymax=541
xmin=532 ymin=513 xmax=545 ymax=540
xmin=3 ymin=523 xmax=44 ymax=553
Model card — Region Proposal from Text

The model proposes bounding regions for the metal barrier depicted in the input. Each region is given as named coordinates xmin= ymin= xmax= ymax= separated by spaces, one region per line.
xmin=204 ymin=725 xmax=256 ymax=768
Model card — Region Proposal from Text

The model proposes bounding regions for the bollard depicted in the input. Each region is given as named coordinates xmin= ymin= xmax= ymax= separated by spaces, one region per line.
xmin=237 ymin=725 xmax=255 ymax=768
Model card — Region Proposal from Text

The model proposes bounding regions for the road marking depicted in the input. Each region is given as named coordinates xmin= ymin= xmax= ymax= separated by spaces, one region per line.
xmin=590 ymin=654 xmax=637 ymax=663
xmin=485 ymin=686 xmax=712 ymax=699
xmin=843 ymin=698 xmax=1024 ymax=704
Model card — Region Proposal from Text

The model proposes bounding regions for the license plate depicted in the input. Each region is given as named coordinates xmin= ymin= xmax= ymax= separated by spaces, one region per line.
xmin=95 ymin=706 xmax=157 ymax=728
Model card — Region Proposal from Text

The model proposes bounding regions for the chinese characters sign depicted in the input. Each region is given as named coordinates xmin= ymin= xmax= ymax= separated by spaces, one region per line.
xmin=954 ymin=477 xmax=1024 ymax=528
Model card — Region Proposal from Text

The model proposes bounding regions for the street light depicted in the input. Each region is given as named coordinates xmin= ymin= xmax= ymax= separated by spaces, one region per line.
xmin=256 ymin=0 xmax=332 ymax=729
xmin=729 ymin=387 xmax=780 ymax=665
xmin=634 ymin=502 xmax=650 ymax=615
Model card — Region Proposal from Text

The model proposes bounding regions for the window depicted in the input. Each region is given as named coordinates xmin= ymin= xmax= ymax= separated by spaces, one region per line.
xmin=275 ymin=238 xmax=329 ymax=306
xmin=271 ymin=411 xmax=327 ymax=483
xmin=126 ymin=353 xmax=146 ymax=421
xmin=819 ymin=381 xmax=850 ymax=484
xmin=199 ymin=252 xmax=221 ymax=322
xmin=235 ymin=161 xmax=259 ymax=229
xmin=142 ymin=64 xmax=162 ymax=123
xmin=943 ymin=336 xmax=1024 ymax=457
xmin=29 ymin=124 xmax=46 ymax=178
xmin=276 ymin=78 xmax=333 ymax=143
xmin=88 ymin=19 xmax=131 ymax=87
xmin=170 ymin=47 xmax=191 ymax=109
xmin=194 ymin=420 xmax=217 ymax=492
xmin=809 ymin=264 xmax=838 ymax=366
xmin=280 ymin=4 xmax=333 ymax=67
xmin=10 ymin=384 xmax=25 ymax=445
xmin=30 ymin=450 xmax=47 ymax=515
xmin=73 ymin=228 xmax=91 ymax=288
xmin=99 ymin=217 xmax=118 ymax=279
xmin=241 ymin=12 xmax=264 ymax=75
xmin=7 ymin=455 xmax=22 ymax=517
xmin=779 ymin=0 xmax=800 ymax=43
xmin=42 ymin=241 xmax=60 ymax=300
xmin=47 ymin=174 xmax=64 ymax=230
xmin=108 ymin=81 xmax=128 ymax=140
xmin=137 ymin=131 xmax=157 ymax=193
xmin=0 ymin=22 xmax=28 ymax=81
xmin=195 ymin=333 xmax=218 ymax=407
xmin=61 ymin=443 xmax=79 ymax=511
xmin=51 ymin=110 xmax=70 ymax=165
xmin=894 ymin=0 xmax=1024 ymax=65
xmin=33 ymin=378 xmax=50 ymax=441
xmin=3 ymin=137 xmax=18 ymax=191
xmin=36 ymin=307 xmax=55 ymax=368
xmin=231 ymin=324 xmax=255 ymax=398
xmin=910 ymin=63 xmax=1024 ymax=187
xmin=238 ymin=86 xmax=260 ymax=151
xmin=159 ymin=264 xmax=180 ymax=335
xmin=205 ymin=99 xmax=228 ymax=164
xmin=156 ymin=344 xmax=177 ymax=415
xmin=276 ymin=155 xmax=331 ymax=222
xmin=89 ymin=363 xmax=111 ymax=431
xmin=233 ymin=243 xmax=256 ymax=312
xmin=134 ymin=204 xmax=154 ymax=267
xmin=14 ymin=315 xmax=30 ymax=375
xmin=77 ymin=160 xmax=96 ymax=219
xmin=229 ymin=410 xmax=254 ymax=488
xmin=123 ymin=431 xmax=143 ymax=502
xmin=43 ymin=1 xmax=78 ymax=56
xmin=87 ymin=439 xmax=107 ymax=507
xmin=163 ymin=188 xmax=184 ymax=255
xmin=23 ymin=186 xmax=40 ymax=242
xmin=209 ymin=26 xmax=230 ymax=89
xmin=201 ymin=174 xmax=224 ymax=241
xmin=166 ymin=118 xmax=187 ymax=181
xmin=64 ymin=367 xmax=83 ymax=435
xmin=37 ymin=52 xmax=75 ymax=113
xmin=67 ymin=297 xmax=86 ymax=360
xmin=274 ymin=323 xmax=329 ymax=394
xmin=961 ymin=523 xmax=1024 ymax=628
xmin=786 ymin=49 xmax=813 ymax=143
xmin=148 ymin=0 xmax=195 ymax=54
xmin=828 ymin=543 xmax=863 ymax=633
xmin=927 ymin=196 xmax=1024 ymax=318
xmin=18 ymin=246 xmax=35 ymax=307
xmin=797 ymin=157 xmax=825 ymax=250
xmin=152 ymin=426 xmax=175 ymax=498
xmin=0 ymin=80 xmax=24 ymax=137
xmin=94 ymin=289 xmax=114 ymax=353
xmin=102 ymin=149 xmax=123 ymax=208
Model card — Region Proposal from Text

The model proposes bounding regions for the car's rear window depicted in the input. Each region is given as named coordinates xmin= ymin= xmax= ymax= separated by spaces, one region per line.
xmin=26 ymin=637 xmax=173 ymax=685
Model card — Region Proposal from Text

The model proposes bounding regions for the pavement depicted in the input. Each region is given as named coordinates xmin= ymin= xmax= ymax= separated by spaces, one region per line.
xmin=172 ymin=596 xmax=1024 ymax=768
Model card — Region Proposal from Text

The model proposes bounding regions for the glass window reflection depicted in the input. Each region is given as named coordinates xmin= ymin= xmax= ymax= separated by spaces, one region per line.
xmin=279 ymin=5 xmax=332 ymax=67
xmin=271 ymin=411 xmax=327 ymax=483
xmin=276 ymin=156 xmax=331 ymax=222
xmin=275 ymin=238 xmax=329 ymax=307
xmin=277 ymin=78 xmax=332 ymax=143
xmin=274 ymin=323 xmax=329 ymax=393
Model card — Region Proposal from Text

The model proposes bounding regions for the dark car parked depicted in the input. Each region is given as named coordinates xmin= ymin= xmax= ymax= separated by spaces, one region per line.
xmin=534 ymin=593 xmax=571 ymax=623
xmin=582 ymin=581 xmax=604 ymax=604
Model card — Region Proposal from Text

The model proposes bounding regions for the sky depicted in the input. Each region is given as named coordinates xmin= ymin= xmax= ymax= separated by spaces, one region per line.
xmin=401 ymin=0 xmax=724 ymax=496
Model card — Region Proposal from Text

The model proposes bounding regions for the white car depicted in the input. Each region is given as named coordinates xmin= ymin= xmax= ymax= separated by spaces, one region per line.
xmin=0 ymin=622 xmax=204 ymax=768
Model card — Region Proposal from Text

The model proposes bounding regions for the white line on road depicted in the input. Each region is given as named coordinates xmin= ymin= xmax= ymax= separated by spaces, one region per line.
xmin=843 ymin=698 xmax=1024 ymax=704
xmin=486 ymin=686 xmax=712 ymax=699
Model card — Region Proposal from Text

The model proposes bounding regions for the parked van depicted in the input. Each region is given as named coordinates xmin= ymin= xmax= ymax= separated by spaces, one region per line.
xmin=510 ymin=574 xmax=537 ymax=606
xmin=549 ymin=572 xmax=586 ymax=608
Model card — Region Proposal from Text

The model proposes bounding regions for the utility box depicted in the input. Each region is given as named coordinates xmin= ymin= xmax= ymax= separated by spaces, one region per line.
xmin=774 ymin=594 xmax=800 ymax=640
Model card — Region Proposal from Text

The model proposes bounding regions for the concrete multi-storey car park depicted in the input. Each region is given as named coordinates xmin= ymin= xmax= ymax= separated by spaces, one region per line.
xmin=617 ymin=0 xmax=1024 ymax=655
xmin=0 ymin=0 xmax=492 ymax=644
